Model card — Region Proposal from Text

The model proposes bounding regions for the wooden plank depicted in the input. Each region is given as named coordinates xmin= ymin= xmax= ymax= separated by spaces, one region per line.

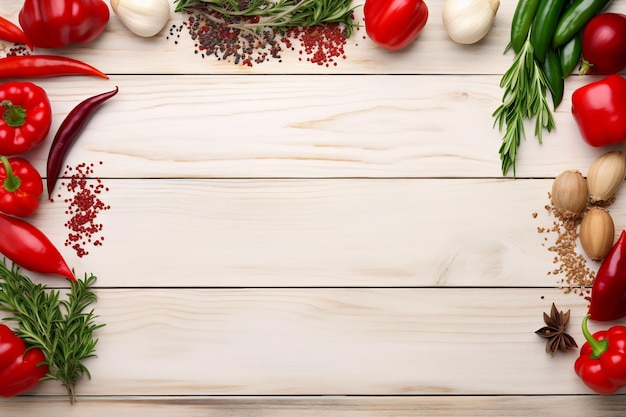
xmin=3 ymin=395 xmax=626 ymax=417
xmin=12 ymin=74 xmax=617 ymax=180
xmin=1 ymin=1 xmax=625 ymax=76
xmin=0 ymin=288 xmax=599 ymax=397
xmin=26 ymin=177 xmax=610 ymax=288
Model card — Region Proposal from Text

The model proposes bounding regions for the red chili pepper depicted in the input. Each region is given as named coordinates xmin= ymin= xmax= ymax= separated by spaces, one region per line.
xmin=588 ymin=230 xmax=626 ymax=321
xmin=0 ymin=81 xmax=51 ymax=156
xmin=363 ymin=0 xmax=429 ymax=51
xmin=0 ymin=16 xmax=32 ymax=51
xmin=571 ymin=74 xmax=626 ymax=147
xmin=0 ymin=323 xmax=48 ymax=397
xmin=574 ymin=315 xmax=626 ymax=395
xmin=0 ymin=55 xmax=108 ymax=80
xmin=47 ymin=86 xmax=119 ymax=198
xmin=0 ymin=156 xmax=43 ymax=217
xmin=19 ymin=0 xmax=110 ymax=49
xmin=0 ymin=213 xmax=75 ymax=281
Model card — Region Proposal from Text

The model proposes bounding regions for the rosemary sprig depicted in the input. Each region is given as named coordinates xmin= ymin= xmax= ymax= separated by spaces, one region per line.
xmin=174 ymin=0 xmax=358 ymax=36
xmin=493 ymin=35 xmax=556 ymax=176
xmin=0 ymin=260 xmax=104 ymax=404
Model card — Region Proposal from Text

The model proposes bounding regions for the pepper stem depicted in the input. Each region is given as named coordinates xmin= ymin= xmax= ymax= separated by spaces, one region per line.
xmin=1 ymin=100 xmax=26 ymax=128
xmin=581 ymin=314 xmax=609 ymax=359
xmin=1 ymin=156 xmax=21 ymax=193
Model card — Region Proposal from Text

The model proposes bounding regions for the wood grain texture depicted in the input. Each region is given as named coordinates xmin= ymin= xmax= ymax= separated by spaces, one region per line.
xmin=1 ymin=0 xmax=625 ymax=414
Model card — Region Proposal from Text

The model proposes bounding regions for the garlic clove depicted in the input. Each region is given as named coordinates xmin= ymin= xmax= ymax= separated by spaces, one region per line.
xmin=111 ymin=0 xmax=171 ymax=38
xmin=551 ymin=169 xmax=588 ymax=218
xmin=442 ymin=0 xmax=500 ymax=45
xmin=579 ymin=206 xmax=615 ymax=262
xmin=587 ymin=150 xmax=626 ymax=206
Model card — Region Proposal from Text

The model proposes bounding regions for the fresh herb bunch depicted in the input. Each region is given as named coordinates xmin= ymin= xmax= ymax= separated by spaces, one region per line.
xmin=493 ymin=36 xmax=556 ymax=176
xmin=0 ymin=260 xmax=104 ymax=404
xmin=174 ymin=0 xmax=358 ymax=36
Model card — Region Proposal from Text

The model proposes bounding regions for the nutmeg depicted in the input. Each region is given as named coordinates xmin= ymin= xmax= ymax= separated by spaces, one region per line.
xmin=587 ymin=151 xmax=626 ymax=206
xmin=579 ymin=206 xmax=615 ymax=262
xmin=551 ymin=170 xmax=588 ymax=218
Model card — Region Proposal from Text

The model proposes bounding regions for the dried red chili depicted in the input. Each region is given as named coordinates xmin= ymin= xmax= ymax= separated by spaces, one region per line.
xmin=46 ymin=86 xmax=118 ymax=198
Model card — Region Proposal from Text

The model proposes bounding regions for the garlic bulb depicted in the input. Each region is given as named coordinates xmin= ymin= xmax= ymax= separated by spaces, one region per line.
xmin=111 ymin=0 xmax=171 ymax=38
xmin=579 ymin=206 xmax=615 ymax=262
xmin=551 ymin=170 xmax=588 ymax=218
xmin=442 ymin=0 xmax=500 ymax=45
xmin=587 ymin=150 xmax=626 ymax=206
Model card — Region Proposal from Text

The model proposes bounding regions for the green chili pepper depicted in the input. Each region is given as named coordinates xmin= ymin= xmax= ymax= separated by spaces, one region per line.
xmin=543 ymin=48 xmax=564 ymax=109
xmin=559 ymin=31 xmax=582 ymax=77
xmin=510 ymin=0 xmax=540 ymax=53
xmin=530 ymin=0 xmax=568 ymax=62
xmin=552 ymin=0 xmax=613 ymax=48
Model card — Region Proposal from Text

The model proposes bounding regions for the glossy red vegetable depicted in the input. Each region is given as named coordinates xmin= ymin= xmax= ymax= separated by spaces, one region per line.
xmin=0 ymin=81 xmax=51 ymax=156
xmin=0 ymin=16 xmax=32 ymax=51
xmin=580 ymin=13 xmax=626 ymax=75
xmin=0 ymin=156 xmax=43 ymax=217
xmin=19 ymin=0 xmax=110 ymax=49
xmin=47 ymin=86 xmax=119 ymax=198
xmin=0 ymin=323 xmax=47 ymax=397
xmin=0 ymin=55 xmax=108 ymax=80
xmin=571 ymin=74 xmax=626 ymax=147
xmin=575 ymin=315 xmax=626 ymax=395
xmin=0 ymin=213 xmax=74 ymax=281
xmin=363 ymin=0 xmax=429 ymax=51
xmin=588 ymin=230 xmax=626 ymax=321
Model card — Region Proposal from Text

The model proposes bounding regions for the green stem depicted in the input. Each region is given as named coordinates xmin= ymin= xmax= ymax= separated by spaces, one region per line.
xmin=0 ymin=156 xmax=21 ymax=193
xmin=1 ymin=100 xmax=26 ymax=128
xmin=581 ymin=314 xmax=609 ymax=359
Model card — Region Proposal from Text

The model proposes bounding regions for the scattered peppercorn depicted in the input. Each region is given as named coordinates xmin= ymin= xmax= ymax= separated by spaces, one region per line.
xmin=57 ymin=162 xmax=110 ymax=258
xmin=169 ymin=7 xmax=353 ymax=67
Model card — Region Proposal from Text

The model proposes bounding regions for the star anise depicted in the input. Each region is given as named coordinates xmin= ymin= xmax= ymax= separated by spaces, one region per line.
xmin=535 ymin=303 xmax=578 ymax=356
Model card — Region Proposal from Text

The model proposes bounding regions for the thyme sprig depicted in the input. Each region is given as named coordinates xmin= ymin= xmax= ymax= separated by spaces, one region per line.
xmin=174 ymin=0 xmax=358 ymax=36
xmin=0 ymin=260 xmax=104 ymax=404
xmin=493 ymin=35 xmax=556 ymax=176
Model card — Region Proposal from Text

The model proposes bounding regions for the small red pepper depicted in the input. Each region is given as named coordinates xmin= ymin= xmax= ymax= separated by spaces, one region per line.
xmin=19 ymin=0 xmax=110 ymax=49
xmin=0 ymin=81 xmax=51 ymax=156
xmin=363 ymin=0 xmax=429 ymax=51
xmin=0 ymin=16 xmax=32 ymax=51
xmin=0 ymin=55 xmax=108 ymax=80
xmin=0 ymin=323 xmax=48 ymax=397
xmin=589 ymin=230 xmax=626 ymax=321
xmin=0 ymin=213 xmax=75 ymax=281
xmin=47 ymin=86 xmax=119 ymax=198
xmin=572 ymin=74 xmax=626 ymax=147
xmin=0 ymin=156 xmax=43 ymax=217
xmin=575 ymin=315 xmax=626 ymax=395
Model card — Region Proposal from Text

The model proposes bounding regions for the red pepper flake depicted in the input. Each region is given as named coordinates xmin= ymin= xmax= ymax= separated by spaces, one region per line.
xmin=169 ymin=8 xmax=352 ymax=67
xmin=59 ymin=162 xmax=110 ymax=258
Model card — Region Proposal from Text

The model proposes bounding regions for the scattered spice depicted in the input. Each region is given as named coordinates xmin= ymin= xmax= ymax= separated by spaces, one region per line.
xmin=536 ymin=195 xmax=595 ymax=300
xmin=168 ymin=7 xmax=354 ymax=67
xmin=535 ymin=303 xmax=578 ymax=356
xmin=57 ymin=162 xmax=110 ymax=258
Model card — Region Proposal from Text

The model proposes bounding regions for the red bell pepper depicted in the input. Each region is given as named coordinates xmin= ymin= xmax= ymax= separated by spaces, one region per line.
xmin=0 ymin=156 xmax=43 ymax=217
xmin=0 ymin=81 xmax=52 ymax=156
xmin=589 ymin=230 xmax=626 ymax=321
xmin=575 ymin=315 xmax=626 ymax=395
xmin=572 ymin=74 xmax=626 ymax=147
xmin=363 ymin=0 xmax=429 ymax=51
xmin=0 ymin=323 xmax=48 ymax=397
xmin=18 ymin=0 xmax=110 ymax=49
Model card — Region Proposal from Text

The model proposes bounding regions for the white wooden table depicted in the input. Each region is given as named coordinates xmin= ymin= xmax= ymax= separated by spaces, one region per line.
xmin=1 ymin=0 xmax=626 ymax=415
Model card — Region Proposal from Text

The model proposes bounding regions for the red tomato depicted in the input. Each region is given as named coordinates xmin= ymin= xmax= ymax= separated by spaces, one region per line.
xmin=364 ymin=0 xmax=429 ymax=51
xmin=581 ymin=13 xmax=626 ymax=75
